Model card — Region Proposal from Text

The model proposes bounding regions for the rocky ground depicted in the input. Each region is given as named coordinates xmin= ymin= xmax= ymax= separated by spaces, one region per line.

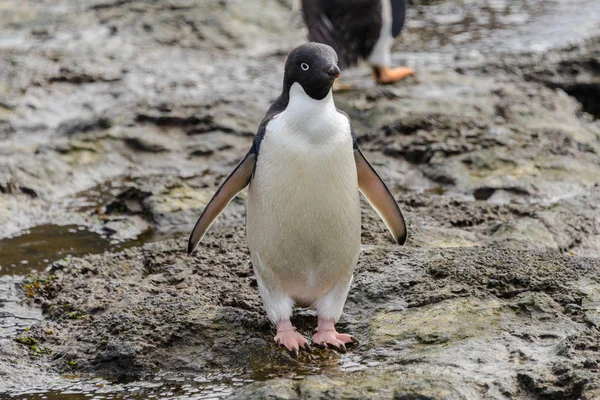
xmin=1 ymin=0 xmax=599 ymax=399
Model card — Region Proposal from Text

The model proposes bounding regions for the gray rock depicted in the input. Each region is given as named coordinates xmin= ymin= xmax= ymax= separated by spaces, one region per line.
xmin=1 ymin=0 xmax=600 ymax=398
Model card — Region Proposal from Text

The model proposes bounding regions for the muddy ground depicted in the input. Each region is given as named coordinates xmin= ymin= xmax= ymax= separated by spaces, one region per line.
xmin=1 ymin=0 xmax=600 ymax=399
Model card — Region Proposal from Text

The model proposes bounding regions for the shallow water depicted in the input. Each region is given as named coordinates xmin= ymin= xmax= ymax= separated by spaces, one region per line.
xmin=0 ymin=224 xmax=118 ymax=276
xmin=0 ymin=275 xmax=43 ymax=339
xmin=1 ymin=376 xmax=239 ymax=400
xmin=1 ymin=351 xmax=362 ymax=399
xmin=0 ymin=224 xmax=163 ymax=277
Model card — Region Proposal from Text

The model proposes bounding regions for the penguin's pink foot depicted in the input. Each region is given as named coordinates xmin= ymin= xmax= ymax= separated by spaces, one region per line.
xmin=274 ymin=320 xmax=311 ymax=357
xmin=312 ymin=318 xmax=358 ymax=353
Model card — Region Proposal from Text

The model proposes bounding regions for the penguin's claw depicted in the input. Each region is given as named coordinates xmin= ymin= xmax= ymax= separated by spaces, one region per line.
xmin=327 ymin=342 xmax=347 ymax=353
xmin=274 ymin=329 xmax=310 ymax=355
xmin=312 ymin=330 xmax=357 ymax=352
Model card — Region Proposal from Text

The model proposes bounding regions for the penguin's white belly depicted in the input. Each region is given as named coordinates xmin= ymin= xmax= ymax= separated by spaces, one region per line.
xmin=246 ymin=112 xmax=361 ymax=306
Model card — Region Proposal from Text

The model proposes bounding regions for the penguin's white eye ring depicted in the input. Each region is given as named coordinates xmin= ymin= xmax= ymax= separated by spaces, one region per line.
xmin=301 ymin=63 xmax=310 ymax=71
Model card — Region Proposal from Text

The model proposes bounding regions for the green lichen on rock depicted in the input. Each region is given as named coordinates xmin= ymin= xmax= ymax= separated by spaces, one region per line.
xmin=22 ymin=274 xmax=57 ymax=299
xmin=370 ymin=297 xmax=509 ymax=345
xmin=14 ymin=336 xmax=50 ymax=355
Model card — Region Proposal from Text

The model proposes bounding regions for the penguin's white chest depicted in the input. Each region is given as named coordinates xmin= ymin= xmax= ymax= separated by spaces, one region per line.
xmin=246 ymin=84 xmax=361 ymax=305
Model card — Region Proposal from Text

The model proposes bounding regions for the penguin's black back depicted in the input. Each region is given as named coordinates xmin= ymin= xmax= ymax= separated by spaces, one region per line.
xmin=301 ymin=0 xmax=407 ymax=69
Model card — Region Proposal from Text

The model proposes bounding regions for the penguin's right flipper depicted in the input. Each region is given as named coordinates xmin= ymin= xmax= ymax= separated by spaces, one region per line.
xmin=187 ymin=152 xmax=256 ymax=254
xmin=354 ymin=147 xmax=407 ymax=245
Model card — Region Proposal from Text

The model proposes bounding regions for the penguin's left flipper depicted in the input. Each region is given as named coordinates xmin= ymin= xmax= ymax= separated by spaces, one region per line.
xmin=187 ymin=152 xmax=256 ymax=254
xmin=355 ymin=147 xmax=407 ymax=245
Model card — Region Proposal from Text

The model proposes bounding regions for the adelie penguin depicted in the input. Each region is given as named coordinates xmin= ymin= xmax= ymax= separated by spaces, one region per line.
xmin=188 ymin=43 xmax=406 ymax=355
xmin=300 ymin=0 xmax=414 ymax=86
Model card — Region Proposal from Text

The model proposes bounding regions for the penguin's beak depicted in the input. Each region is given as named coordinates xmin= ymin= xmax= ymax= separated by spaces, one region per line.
xmin=327 ymin=64 xmax=341 ymax=79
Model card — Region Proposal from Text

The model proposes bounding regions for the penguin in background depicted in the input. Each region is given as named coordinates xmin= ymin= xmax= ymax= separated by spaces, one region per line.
xmin=188 ymin=43 xmax=406 ymax=355
xmin=300 ymin=0 xmax=414 ymax=86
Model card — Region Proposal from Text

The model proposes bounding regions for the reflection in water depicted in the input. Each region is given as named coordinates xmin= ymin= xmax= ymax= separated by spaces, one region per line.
xmin=0 ymin=225 xmax=115 ymax=276
xmin=0 ymin=224 xmax=165 ymax=277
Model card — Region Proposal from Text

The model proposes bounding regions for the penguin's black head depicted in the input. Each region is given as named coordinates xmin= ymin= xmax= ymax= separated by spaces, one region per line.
xmin=283 ymin=43 xmax=340 ymax=100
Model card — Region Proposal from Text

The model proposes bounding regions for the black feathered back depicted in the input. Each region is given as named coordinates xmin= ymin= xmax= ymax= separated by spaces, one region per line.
xmin=302 ymin=0 xmax=383 ymax=69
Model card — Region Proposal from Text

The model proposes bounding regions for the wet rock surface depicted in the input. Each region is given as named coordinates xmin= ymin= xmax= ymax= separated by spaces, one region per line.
xmin=1 ymin=0 xmax=600 ymax=398
xmin=8 ymin=238 xmax=600 ymax=399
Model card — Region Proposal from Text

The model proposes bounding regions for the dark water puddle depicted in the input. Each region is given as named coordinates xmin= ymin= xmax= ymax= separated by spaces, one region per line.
xmin=0 ymin=224 xmax=163 ymax=277
xmin=0 ymin=225 xmax=114 ymax=276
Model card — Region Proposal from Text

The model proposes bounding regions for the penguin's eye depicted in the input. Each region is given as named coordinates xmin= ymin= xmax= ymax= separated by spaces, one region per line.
xmin=301 ymin=63 xmax=310 ymax=71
